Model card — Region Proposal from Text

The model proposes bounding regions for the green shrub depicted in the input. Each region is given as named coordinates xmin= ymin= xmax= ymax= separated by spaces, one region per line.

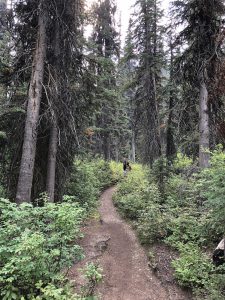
xmin=198 ymin=146 xmax=225 ymax=238
xmin=114 ymin=164 xmax=167 ymax=243
xmin=115 ymin=164 xmax=150 ymax=198
xmin=172 ymin=243 xmax=214 ymax=288
xmin=198 ymin=271 xmax=225 ymax=300
xmin=0 ymin=198 xmax=85 ymax=299
xmin=151 ymin=157 xmax=170 ymax=193
xmin=29 ymin=281 xmax=82 ymax=300
xmin=66 ymin=159 xmax=113 ymax=208
xmin=114 ymin=193 xmax=143 ymax=220
xmin=172 ymin=242 xmax=225 ymax=299
xmin=114 ymin=165 xmax=155 ymax=219
xmin=136 ymin=202 xmax=168 ymax=244
xmin=109 ymin=161 xmax=124 ymax=183
xmin=173 ymin=152 xmax=193 ymax=170
xmin=81 ymin=263 xmax=103 ymax=297
xmin=165 ymin=212 xmax=204 ymax=248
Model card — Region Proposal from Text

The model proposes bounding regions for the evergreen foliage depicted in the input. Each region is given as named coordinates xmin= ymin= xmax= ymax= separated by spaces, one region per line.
xmin=1 ymin=0 xmax=225 ymax=299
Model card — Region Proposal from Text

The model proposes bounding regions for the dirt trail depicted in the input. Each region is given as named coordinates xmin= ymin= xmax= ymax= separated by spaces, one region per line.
xmin=69 ymin=187 xmax=192 ymax=300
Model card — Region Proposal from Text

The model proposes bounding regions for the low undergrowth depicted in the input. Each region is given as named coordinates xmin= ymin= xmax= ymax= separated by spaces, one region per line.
xmin=114 ymin=147 xmax=225 ymax=299
xmin=66 ymin=159 xmax=114 ymax=209
xmin=0 ymin=158 xmax=114 ymax=300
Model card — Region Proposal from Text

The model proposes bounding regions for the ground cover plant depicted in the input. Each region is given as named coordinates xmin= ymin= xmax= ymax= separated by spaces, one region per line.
xmin=66 ymin=159 xmax=113 ymax=209
xmin=0 ymin=159 xmax=114 ymax=300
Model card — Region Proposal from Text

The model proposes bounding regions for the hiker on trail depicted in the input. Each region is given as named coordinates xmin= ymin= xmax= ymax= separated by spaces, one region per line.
xmin=123 ymin=158 xmax=132 ymax=175
xmin=123 ymin=158 xmax=127 ymax=175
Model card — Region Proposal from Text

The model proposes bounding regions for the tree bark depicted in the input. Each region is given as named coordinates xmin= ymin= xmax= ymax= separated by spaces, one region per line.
xmin=141 ymin=0 xmax=161 ymax=166
xmin=0 ymin=0 xmax=7 ymax=37
xmin=166 ymin=39 xmax=176 ymax=160
xmin=199 ymin=75 xmax=210 ymax=168
xmin=16 ymin=5 xmax=47 ymax=204
xmin=115 ymin=137 xmax=119 ymax=162
xmin=46 ymin=15 xmax=60 ymax=202
xmin=131 ymin=129 xmax=136 ymax=163
xmin=46 ymin=124 xmax=58 ymax=202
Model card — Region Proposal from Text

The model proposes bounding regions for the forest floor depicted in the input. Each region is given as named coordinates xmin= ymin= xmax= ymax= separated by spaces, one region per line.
xmin=69 ymin=187 xmax=192 ymax=300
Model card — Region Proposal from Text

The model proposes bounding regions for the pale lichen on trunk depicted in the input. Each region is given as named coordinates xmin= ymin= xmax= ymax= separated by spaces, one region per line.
xmin=16 ymin=5 xmax=47 ymax=204
xmin=46 ymin=124 xmax=58 ymax=202
xmin=199 ymin=75 xmax=210 ymax=168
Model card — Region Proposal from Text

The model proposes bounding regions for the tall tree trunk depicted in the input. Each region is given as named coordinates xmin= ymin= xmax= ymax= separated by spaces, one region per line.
xmin=46 ymin=124 xmax=58 ymax=202
xmin=166 ymin=100 xmax=176 ymax=159
xmin=166 ymin=39 xmax=176 ymax=160
xmin=103 ymin=134 xmax=111 ymax=161
xmin=16 ymin=5 xmax=47 ymax=204
xmin=115 ymin=137 xmax=119 ymax=162
xmin=131 ymin=129 xmax=136 ymax=163
xmin=107 ymin=135 xmax=111 ymax=160
xmin=199 ymin=74 xmax=210 ymax=168
xmin=46 ymin=15 xmax=60 ymax=202
xmin=142 ymin=0 xmax=161 ymax=166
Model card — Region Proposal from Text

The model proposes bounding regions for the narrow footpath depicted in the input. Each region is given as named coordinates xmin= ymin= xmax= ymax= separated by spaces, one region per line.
xmin=69 ymin=187 xmax=192 ymax=300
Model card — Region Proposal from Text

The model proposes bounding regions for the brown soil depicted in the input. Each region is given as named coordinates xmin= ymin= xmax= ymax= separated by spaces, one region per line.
xmin=69 ymin=187 xmax=193 ymax=300
xmin=150 ymin=243 xmax=193 ymax=300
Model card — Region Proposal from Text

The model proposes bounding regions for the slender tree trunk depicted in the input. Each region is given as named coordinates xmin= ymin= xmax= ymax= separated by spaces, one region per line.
xmin=107 ymin=135 xmax=111 ymax=160
xmin=115 ymin=137 xmax=119 ymax=162
xmin=46 ymin=16 xmax=60 ymax=202
xmin=166 ymin=40 xmax=176 ymax=160
xmin=103 ymin=133 xmax=108 ymax=160
xmin=142 ymin=0 xmax=161 ymax=166
xmin=16 ymin=5 xmax=47 ymax=204
xmin=131 ymin=129 xmax=136 ymax=163
xmin=199 ymin=75 xmax=210 ymax=168
xmin=46 ymin=124 xmax=58 ymax=202
xmin=166 ymin=102 xmax=176 ymax=159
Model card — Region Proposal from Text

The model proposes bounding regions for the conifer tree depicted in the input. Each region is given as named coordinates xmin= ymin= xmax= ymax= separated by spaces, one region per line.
xmin=174 ymin=0 xmax=225 ymax=168
xmin=129 ymin=0 xmax=165 ymax=165
xmin=0 ymin=0 xmax=85 ymax=202
xmin=121 ymin=19 xmax=138 ymax=162
xmin=16 ymin=0 xmax=48 ymax=203
xmin=88 ymin=0 xmax=120 ymax=160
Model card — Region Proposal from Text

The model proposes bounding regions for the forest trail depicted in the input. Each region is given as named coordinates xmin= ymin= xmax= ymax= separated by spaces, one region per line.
xmin=69 ymin=187 xmax=191 ymax=300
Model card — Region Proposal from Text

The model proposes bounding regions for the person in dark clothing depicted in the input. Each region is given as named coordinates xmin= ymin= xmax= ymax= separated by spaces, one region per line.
xmin=123 ymin=158 xmax=127 ymax=175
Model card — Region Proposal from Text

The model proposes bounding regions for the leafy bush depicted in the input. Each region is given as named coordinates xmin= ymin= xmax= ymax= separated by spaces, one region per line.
xmin=173 ymin=152 xmax=193 ymax=170
xmin=172 ymin=243 xmax=225 ymax=299
xmin=114 ymin=164 xmax=167 ymax=243
xmin=151 ymin=157 xmax=171 ymax=194
xmin=0 ymin=198 xmax=86 ymax=299
xmin=165 ymin=212 xmax=204 ymax=248
xmin=166 ymin=147 xmax=225 ymax=297
xmin=198 ymin=271 xmax=225 ymax=300
xmin=0 ymin=159 xmax=115 ymax=299
xmin=198 ymin=146 xmax=225 ymax=238
xmin=114 ymin=165 xmax=152 ymax=218
xmin=172 ymin=243 xmax=214 ymax=288
xmin=66 ymin=159 xmax=113 ymax=208
xmin=82 ymin=263 xmax=103 ymax=297
xmin=165 ymin=174 xmax=196 ymax=208
xmin=109 ymin=160 xmax=124 ymax=183
xmin=30 ymin=281 xmax=83 ymax=300
xmin=136 ymin=202 xmax=168 ymax=244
